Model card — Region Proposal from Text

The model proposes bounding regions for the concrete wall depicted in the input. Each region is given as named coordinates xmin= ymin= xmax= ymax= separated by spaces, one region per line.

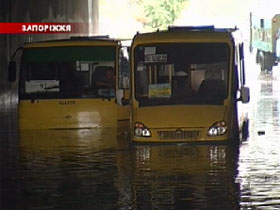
xmin=0 ymin=0 xmax=99 ymax=96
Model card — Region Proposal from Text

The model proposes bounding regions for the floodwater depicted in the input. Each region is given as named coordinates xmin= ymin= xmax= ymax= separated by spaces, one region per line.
xmin=1 ymin=54 xmax=280 ymax=210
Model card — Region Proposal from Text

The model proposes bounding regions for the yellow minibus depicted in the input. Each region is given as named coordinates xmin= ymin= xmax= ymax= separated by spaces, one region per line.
xmin=130 ymin=26 xmax=250 ymax=143
xmin=8 ymin=36 xmax=130 ymax=131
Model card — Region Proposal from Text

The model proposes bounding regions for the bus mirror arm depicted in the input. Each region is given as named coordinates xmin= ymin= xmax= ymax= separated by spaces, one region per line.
xmin=8 ymin=61 xmax=17 ymax=82
xmin=238 ymin=86 xmax=250 ymax=103
xmin=8 ymin=47 xmax=23 ymax=82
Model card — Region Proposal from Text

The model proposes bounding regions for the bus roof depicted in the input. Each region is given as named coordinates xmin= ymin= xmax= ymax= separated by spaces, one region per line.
xmin=168 ymin=25 xmax=238 ymax=32
xmin=132 ymin=26 xmax=239 ymax=45
xmin=24 ymin=36 xmax=120 ymax=48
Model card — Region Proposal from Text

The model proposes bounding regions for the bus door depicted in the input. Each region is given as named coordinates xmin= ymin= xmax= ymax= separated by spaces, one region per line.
xmin=116 ymin=45 xmax=130 ymax=132
xmin=235 ymin=43 xmax=250 ymax=139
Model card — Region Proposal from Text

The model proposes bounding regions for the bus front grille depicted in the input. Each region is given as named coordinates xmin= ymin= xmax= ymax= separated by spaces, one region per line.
xmin=158 ymin=130 xmax=200 ymax=140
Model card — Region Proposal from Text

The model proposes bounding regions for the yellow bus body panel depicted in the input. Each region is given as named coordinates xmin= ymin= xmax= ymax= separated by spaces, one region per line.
xmin=117 ymin=104 xmax=130 ymax=134
xmin=135 ymin=105 xmax=225 ymax=128
xmin=19 ymin=99 xmax=118 ymax=130
xmin=132 ymin=104 xmax=234 ymax=143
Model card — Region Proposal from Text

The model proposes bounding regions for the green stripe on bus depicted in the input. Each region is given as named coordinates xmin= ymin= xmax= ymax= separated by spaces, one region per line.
xmin=23 ymin=46 xmax=116 ymax=63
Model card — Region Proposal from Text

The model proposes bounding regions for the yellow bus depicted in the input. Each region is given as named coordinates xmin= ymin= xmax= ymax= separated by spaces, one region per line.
xmin=130 ymin=26 xmax=250 ymax=143
xmin=8 ymin=36 xmax=130 ymax=131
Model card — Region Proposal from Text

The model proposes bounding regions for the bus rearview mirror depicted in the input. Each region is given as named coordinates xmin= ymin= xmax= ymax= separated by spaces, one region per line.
xmin=240 ymin=86 xmax=250 ymax=103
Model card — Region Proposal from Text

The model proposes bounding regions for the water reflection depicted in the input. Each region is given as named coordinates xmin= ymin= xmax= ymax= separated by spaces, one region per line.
xmin=0 ymin=101 xmax=20 ymax=210
xmin=237 ymin=68 xmax=280 ymax=209
xmin=1 ymin=125 xmax=241 ymax=210
xmin=131 ymin=145 xmax=240 ymax=210
xmin=18 ymin=128 xmax=129 ymax=210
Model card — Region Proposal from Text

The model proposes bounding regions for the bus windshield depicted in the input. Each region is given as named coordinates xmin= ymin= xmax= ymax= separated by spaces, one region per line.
xmin=20 ymin=46 xmax=116 ymax=99
xmin=134 ymin=43 xmax=230 ymax=106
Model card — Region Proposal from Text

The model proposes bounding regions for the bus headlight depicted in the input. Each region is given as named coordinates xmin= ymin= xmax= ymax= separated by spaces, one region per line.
xmin=207 ymin=121 xmax=227 ymax=136
xmin=134 ymin=122 xmax=152 ymax=137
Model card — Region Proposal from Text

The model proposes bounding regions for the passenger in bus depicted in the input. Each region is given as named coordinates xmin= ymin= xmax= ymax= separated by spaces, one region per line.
xmin=172 ymin=75 xmax=193 ymax=98
xmin=172 ymin=64 xmax=193 ymax=98
xmin=91 ymin=66 xmax=116 ymax=97
xmin=197 ymin=69 xmax=226 ymax=98
xmin=92 ymin=66 xmax=115 ymax=89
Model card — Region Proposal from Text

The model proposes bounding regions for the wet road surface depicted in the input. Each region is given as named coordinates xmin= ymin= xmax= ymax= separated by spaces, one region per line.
xmin=237 ymin=66 xmax=280 ymax=209
xmin=1 ymin=58 xmax=280 ymax=209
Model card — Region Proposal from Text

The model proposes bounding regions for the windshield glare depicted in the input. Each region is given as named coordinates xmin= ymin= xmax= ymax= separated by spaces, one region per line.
xmin=20 ymin=46 xmax=116 ymax=99
xmin=134 ymin=43 xmax=230 ymax=106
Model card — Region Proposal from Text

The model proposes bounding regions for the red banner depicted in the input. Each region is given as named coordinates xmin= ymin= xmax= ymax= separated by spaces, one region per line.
xmin=0 ymin=23 xmax=87 ymax=34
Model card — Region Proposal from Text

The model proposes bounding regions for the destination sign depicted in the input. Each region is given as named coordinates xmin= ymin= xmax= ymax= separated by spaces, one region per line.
xmin=144 ymin=54 xmax=167 ymax=63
